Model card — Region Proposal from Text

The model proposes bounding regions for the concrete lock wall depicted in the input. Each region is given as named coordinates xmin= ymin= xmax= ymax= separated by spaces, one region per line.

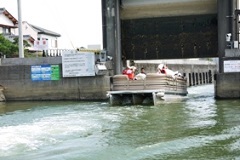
xmin=0 ymin=57 xmax=110 ymax=101
xmin=215 ymin=49 xmax=240 ymax=99
xmin=0 ymin=57 xmax=217 ymax=101
xmin=215 ymin=73 xmax=240 ymax=99
xmin=134 ymin=60 xmax=217 ymax=87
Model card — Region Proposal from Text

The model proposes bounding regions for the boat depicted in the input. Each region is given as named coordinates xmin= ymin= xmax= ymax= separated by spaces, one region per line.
xmin=107 ymin=73 xmax=188 ymax=106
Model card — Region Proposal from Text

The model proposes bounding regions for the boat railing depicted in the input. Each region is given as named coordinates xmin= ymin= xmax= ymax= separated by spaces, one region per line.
xmin=111 ymin=73 xmax=187 ymax=92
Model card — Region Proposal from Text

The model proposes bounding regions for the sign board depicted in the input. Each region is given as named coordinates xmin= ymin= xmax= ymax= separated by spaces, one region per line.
xmin=31 ymin=64 xmax=60 ymax=81
xmin=224 ymin=60 xmax=240 ymax=73
xmin=62 ymin=50 xmax=95 ymax=77
xmin=51 ymin=65 xmax=61 ymax=80
xmin=34 ymin=38 xmax=49 ymax=51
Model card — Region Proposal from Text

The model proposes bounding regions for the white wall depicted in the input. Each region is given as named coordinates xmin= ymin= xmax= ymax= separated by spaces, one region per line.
xmin=38 ymin=35 xmax=58 ymax=49
xmin=0 ymin=14 xmax=14 ymax=26
xmin=0 ymin=13 xmax=16 ymax=35
xmin=22 ymin=22 xmax=38 ymax=40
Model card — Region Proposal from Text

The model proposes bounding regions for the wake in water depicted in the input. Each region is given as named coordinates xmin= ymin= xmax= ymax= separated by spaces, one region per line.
xmin=187 ymin=84 xmax=215 ymax=99
xmin=0 ymin=85 xmax=239 ymax=160
xmin=0 ymin=103 xmax=122 ymax=158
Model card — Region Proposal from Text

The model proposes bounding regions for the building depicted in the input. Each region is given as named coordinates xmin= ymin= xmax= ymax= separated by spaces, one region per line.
xmin=20 ymin=21 xmax=61 ymax=51
xmin=0 ymin=8 xmax=18 ymax=37
xmin=0 ymin=8 xmax=61 ymax=52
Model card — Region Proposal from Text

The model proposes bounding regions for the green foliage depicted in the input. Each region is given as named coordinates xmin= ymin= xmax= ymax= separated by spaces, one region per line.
xmin=13 ymin=37 xmax=31 ymax=48
xmin=0 ymin=34 xmax=18 ymax=57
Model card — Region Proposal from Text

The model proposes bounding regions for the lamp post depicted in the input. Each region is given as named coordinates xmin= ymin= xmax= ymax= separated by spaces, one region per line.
xmin=17 ymin=0 xmax=24 ymax=58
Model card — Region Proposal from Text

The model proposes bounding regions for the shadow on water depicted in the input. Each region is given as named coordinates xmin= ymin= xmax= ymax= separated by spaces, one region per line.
xmin=0 ymin=102 xmax=41 ymax=115
xmin=0 ymin=101 xmax=95 ymax=115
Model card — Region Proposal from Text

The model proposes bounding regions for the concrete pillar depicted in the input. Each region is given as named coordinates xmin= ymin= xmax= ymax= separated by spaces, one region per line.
xmin=218 ymin=0 xmax=231 ymax=73
xmin=215 ymin=1 xmax=240 ymax=99
xmin=101 ymin=0 xmax=122 ymax=75
xmin=115 ymin=0 xmax=122 ymax=74
xmin=236 ymin=1 xmax=240 ymax=45
xmin=231 ymin=0 xmax=237 ymax=42
xmin=101 ymin=0 xmax=107 ymax=50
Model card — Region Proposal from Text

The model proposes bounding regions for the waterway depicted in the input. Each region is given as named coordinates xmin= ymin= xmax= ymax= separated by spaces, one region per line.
xmin=0 ymin=84 xmax=239 ymax=160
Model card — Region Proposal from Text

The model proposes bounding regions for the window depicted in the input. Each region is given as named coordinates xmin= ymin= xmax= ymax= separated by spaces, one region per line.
xmin=2 ymin=27 xmax=10 ymax=35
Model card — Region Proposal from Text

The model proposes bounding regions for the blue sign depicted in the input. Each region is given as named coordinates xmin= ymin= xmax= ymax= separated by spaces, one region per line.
xmin=31 ymin=65 xmax=60 ymax=81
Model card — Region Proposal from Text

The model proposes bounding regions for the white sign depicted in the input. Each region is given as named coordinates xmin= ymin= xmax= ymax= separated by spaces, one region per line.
xmin=34 ymin=38 xmax=49 ymax=50
xmin=62 ymin=50 xmax=95 ymax=77
xmin=224 ymin=60 xmax=240 ymax=73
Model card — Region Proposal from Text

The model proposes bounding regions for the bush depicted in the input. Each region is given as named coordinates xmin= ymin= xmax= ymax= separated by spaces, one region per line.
xmin=0 ymin=34 xmax=18 ymax=57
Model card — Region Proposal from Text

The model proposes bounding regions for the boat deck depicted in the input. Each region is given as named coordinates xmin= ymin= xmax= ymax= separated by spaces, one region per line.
xmin=107 ymin=73 xmax=188 ymax=106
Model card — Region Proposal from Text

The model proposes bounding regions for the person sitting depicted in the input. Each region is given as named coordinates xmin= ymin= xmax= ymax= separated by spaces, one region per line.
xmin=134 ymin=67 xmax=147 ymax=80
xmin=122 ymin=66 xmax=136 ymax=80
xmin=140 ymin=67 xmax=146 ymax=74
xmin=122 ymin=66 xmax=129 ymax=75
xmin=157 ymin=64 xmax=182 ymax=79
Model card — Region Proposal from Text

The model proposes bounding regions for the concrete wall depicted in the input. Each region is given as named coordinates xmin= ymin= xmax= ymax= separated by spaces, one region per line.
xmin=215 ymin=49 xmax=240 ymax=99
xmin=121 ymin=0 xmax=217 ymax=19
xmin=134 ymin=60 xmax=217 ymax=86
xmin=215 ymin=73 xmax=240 ymax=99
xmin=0 ymin=57 xmax=110 ymax=101
xmin=0 ymin=57 xmax=217 ymax=101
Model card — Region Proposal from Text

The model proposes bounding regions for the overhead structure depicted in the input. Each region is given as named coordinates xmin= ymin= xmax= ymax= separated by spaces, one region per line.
xmin=120 ymin=0 xmax=218 ymax=60
xmin=102 ymin=0 xmax=218 ymax=74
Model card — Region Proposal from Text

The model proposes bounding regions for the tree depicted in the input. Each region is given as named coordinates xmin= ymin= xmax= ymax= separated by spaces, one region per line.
xmin=13 ymin=37 xmax=35 ymax=57
xmin=13 ymin=37 xmax=31 ymax=48
xmin=0 ymin=34 xmax=18 ymax=57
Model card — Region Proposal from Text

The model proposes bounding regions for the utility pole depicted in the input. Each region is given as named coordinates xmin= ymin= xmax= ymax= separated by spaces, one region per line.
xmin=17 ymin=0 xmax=24 ymax=58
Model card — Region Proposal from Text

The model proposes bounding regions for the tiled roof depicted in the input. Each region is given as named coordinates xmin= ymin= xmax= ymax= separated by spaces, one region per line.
xmin=28 ymin=23 xmax=61 ymax=37
xmin=0 ymin=8 xmax=18 ymax=25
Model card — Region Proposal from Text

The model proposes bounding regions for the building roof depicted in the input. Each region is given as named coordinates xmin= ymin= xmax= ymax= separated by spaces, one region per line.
xmin=0 ymin=8 xmax=18 ymax=26
xmin=28 ymin=23 xmax=61 ymax=37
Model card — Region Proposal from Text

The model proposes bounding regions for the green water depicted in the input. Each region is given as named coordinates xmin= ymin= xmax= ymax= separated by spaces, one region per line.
xmin=0 ymin=84 xmax=239 ymax=160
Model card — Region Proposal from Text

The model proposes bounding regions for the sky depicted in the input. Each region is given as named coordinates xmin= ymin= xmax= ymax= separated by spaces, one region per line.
xmin=0 ymin=0 xmax=103 ymax=49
